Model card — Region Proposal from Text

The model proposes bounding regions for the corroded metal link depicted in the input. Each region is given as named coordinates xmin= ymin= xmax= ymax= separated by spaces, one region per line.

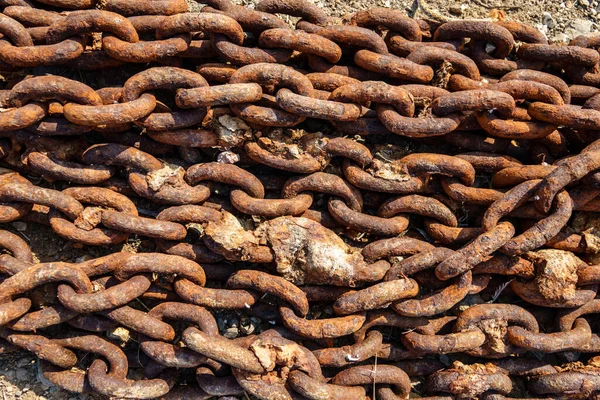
xmin=26 ymin=152 xmax=115 ymax=184
xmin=289 ymin=370 xmax=366 ymax=400
xmin=332 ymin=277 xmax=418 ymax=315
xmin=528 ymin=102 xmax=600 ymax=130
xmin=259 ymin=28 xmax=342 ymax=63
xmin=276 ymin=88 xmax=362 ymax=121
xmin=436 ymin=221 xmax=515 ymax=280
xmin=503 ymin=189 xmax=573 ymax=255
xmin=500 ymin=69 xmax=571 ymax=104
xmin=407 ymin=46 xmax=480 ymax=80
xmin=282 ymin=172 xmax=363 ymax=211
xmin=155 ymin=12 xmax=244 ymax=44
xmin=432 ymin=89 xmax=516 ymax=117
xmin=518 ymin=43 xmax=600 ymax=67
xmin=311 ymin=25 xmax=389 ymax=54
xmin=0 ymin=183 xmax=84 ymax=220
xmin=106 ymin=0 xmax=188 ymax=16
xmin=57 ymin=275 xmax=151 ymax=313
xmin=227 ymin=270 xmax=309 ymax=316
xmin=355 ymin=50 xmax=434 ymax=83
xmin=351 ymin=7 xmax=422 ymax=41
xmin=229 ymin=62 xmax=314 ymax=126
xmin=122 ymin=67 xmax=209 ymax=130
xmin=426 ymin=363 xmax=512 ymax=397
xmin=393 ymin=271 xmax=473 ymax=317
xmin=399 ymin=153 xmax=476 ymax=186
xmin=175 ymin=83 xmax=262 ymax=108
xmin=379 ymin=194 xmax=458 ymax=226
xmin=101 ymin=211 xmax=187 ymax=240
xmin=46 ymin=10 xmax=139 ymax=44
xmin=280 ymin=306 xmax=366 ymax=339
xmin=7 ymin=75 xmax=102 ymax=107
xmin=82 ymin=143 xmax=163 ymax=171
xmin=0 ymin=14 xmax=33 ymax=47
xmin=183 ymin=327 xmax=264 ymax=373
xmin=186 ymin=162 xmax=264 ymax=198
xmin=328 ymin=198 xmax=409 ymax=236
xmin=362 ymin=237 xmax=435 ymax=263
xmin=255 ymin=0 xmax=329 ymax=25
xmin=331 ymin=364 xmax=411 ymax=399
xmin=0 ymin=262 xmax=93 ymax=300
xmin=200 ymin=3 xmax=288 ymax=32
xmin=63 ymin=93 xmax=157 ymax=126
xmin=312 ymin=330 xmax=383 ymax=367
xmin=433 ymin=20 xmax=514 ymax=58
xmin=0 ymin=37 xmax=85 ymax=68
xmin=534 ymin=150 xmax=600 ymax=213
xmin=506 ymin=318 xmax=592 ymax=352
xmin=402 ymin=329 xmax=486 ymax=354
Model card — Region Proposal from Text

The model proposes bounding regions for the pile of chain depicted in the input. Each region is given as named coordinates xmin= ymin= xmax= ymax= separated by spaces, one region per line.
xmin=1 ymin=0 xmax=600 ymax=398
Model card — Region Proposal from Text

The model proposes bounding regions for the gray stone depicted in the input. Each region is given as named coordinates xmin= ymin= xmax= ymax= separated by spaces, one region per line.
xmin=543 ymin=12 xmax=556 ymax=28
xmin=223 ymin=327 xmax=239 ymax=339
xmin=16 ymin=358 xmax=31 ymax=368
xmin=11 ymin=221 xmax=26 ymax=231
xmin=449 ymin=5 xmax=462 ymax=15
xmin=570 ymin=18 xmax=593 ymax=33
xmin=15 ymin=367 xmax=28 ymax=381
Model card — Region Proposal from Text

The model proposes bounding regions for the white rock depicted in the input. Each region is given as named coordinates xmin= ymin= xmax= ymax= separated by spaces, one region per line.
xmin=108 ymin=326 xmax=130 ymax=344
xmin=217 ymin=151 xmax=240 ymax=164
xmin=552 ymin=32 xmax=571 ymax=43
xmin=543 ymin=12 xmax=556 ymax=28
xmin=146 ymin=163 xmax=184 ymax=191
xmin=572 ymin=17 xmax=594 ymax=33
xmin=535 ymin=23 xmax=549 ymax=36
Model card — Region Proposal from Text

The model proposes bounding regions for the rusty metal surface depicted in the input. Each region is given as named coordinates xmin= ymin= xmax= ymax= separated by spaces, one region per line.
xmin=0 ymin=0 xmax=599 ymax=398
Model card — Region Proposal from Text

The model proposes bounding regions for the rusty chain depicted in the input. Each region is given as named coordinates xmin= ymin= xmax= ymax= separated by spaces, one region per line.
xmin=0 ymin=0 xmax=598 ymax=398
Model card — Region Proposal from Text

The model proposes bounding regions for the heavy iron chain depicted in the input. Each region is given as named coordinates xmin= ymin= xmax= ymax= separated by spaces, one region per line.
xmin=0 ymin=0 xmax=599 ymax=398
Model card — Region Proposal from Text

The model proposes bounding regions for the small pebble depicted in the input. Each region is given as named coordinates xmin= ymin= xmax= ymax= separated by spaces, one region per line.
xmin=217 ymin=151 xmax=240 ymax=164
xmin=223 ymin=327 xmax=239 ymax=339
xmin=449 ymin=5 xmax=462 ymax=15
xmin=240 ymin=317 xmax=255 ymax=335
xmin=11 ymin=221 xmax=26 ymax=231
xmin=76 ymin=254 xmax=93 ymax=263
xmin=107 ymin=326 xmax=130 ymax=344
xmin=543 ymin=12 xmax=557 ymax=28
xmin=15 ymin=368 xmax=28 ymax=381
xmin=16 ymin=358 xmax=30 ymax=368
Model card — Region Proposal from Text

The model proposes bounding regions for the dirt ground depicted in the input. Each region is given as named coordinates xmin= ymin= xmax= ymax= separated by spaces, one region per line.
xmin=0 ymin=0 xmax=598 ymax=398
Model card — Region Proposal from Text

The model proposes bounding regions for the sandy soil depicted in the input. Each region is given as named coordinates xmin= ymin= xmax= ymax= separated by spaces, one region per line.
xmin=0 ymin=0 xmax=598 ymax=398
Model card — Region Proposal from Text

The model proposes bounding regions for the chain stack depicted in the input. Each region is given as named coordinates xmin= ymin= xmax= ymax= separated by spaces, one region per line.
xmin=0 ymin=0 xmax=600 ymax=398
